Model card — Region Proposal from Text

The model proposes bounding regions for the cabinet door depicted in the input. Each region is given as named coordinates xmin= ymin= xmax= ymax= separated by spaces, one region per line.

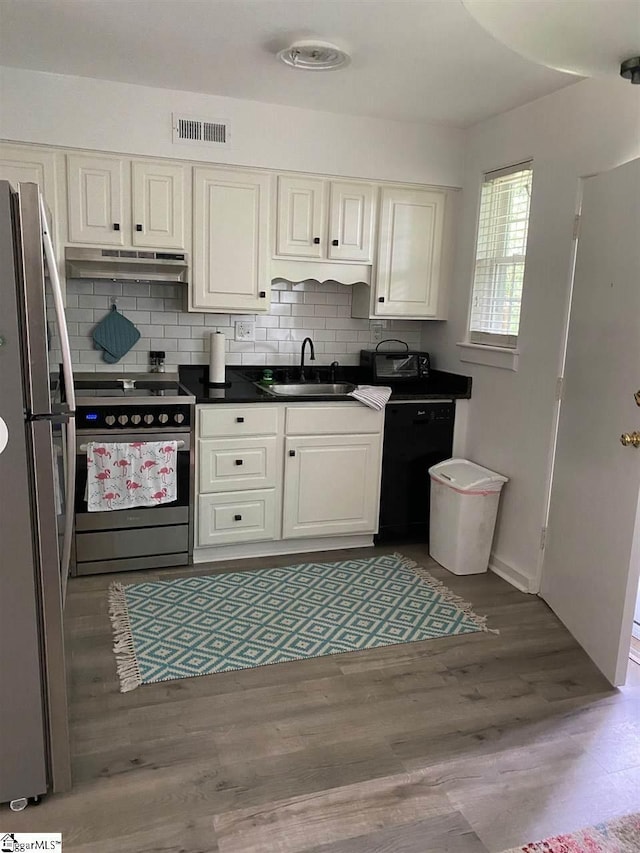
xmin=67 ymin=154 xmax=127 ymax=245
xmin=276 ymin=176 xmax=327 ymax=259
xmin=192 ymin=167 xmax=271 ymax=313
xmin=283 ymin=434 xmax=382 ymax=538
xmin=328 ymin=182 xmax=376 ymax=262
xmin=0 ymin=145 xmax=59 ymax=236
xmin=375 ymin=187 xmax=446 ymax=317
xmin=132 ymin=161 xmax=185 ymax=249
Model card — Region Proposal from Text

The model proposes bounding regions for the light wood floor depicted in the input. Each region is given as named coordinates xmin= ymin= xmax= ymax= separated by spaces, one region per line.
xmin=8 ymin=543 xmax=640 ymax=852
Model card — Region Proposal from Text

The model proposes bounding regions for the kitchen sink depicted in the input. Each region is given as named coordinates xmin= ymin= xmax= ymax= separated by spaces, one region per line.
xmin=257 ymin=382 xmax=356 ymax=397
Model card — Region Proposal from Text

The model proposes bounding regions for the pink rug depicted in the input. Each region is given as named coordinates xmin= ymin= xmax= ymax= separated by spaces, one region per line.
xmin=501 ymin=812 xmax=640 ymax=852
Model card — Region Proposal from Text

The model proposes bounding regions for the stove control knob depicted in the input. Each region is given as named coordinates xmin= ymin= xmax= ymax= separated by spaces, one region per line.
xmin=105 ymin=414 xmax=116 ymax=426
xmin=158 ymin=413 xmax=169 ymax=424
xmin=174 ymin=413 xmax=185 ymax=424
xmin=118 ymin=414 xmax=128 ymax=426
xmin=144 ymin=414 xmax=154 ymax=425
xmin=130 ymin=414 xmax=142 ymax=425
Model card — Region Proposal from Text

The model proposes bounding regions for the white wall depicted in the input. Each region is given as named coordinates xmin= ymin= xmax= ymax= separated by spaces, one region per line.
xmin=0 ymin=66 xmax=464 ymax=186
xmin=423 ymin=77 xmax=640 ymax=592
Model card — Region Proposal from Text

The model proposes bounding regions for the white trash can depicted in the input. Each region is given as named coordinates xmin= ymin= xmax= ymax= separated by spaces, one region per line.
xmin=428 ymin=458 xmax=508 ymax=575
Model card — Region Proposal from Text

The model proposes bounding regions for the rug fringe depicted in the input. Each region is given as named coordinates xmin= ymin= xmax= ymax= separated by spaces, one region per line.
xmin=391 ymin=552 xmax=500 ymax=635
xmin=108 ymin=582 xmax=142 ymax=692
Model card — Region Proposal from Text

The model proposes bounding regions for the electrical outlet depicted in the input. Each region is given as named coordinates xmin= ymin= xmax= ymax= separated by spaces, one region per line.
xmin=370 ymin=321 xmax=385 ymax=343
xmin=235 ymin=320 xmax=255 ymax=341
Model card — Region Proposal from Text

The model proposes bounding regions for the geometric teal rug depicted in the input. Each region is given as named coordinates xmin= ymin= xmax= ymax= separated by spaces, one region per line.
xmin=108 ymin=552 xmax=494 ymax=692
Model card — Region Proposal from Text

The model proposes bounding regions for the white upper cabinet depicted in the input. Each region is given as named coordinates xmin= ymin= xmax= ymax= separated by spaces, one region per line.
xmin=276 ymin=176 xmax=327 ymax=259
xmin=328 ymin=181 xmax=376 ymax=263
xmin=275 ymin=175 xmax=376 ymax=263
xmin=374 ymin=186 xmax=449 ymax=318
xmin=131 ymin=161 xmax=185 ymax=249
xmin=66 ymin=154 xmax=187 ymax=249
xmin=0 ymin=144 xmax=60 ymax=239
xmin=191 ymin=167 xmax=271 ymax=313
xmin=67 ymin=154 xmax=127 ymax=246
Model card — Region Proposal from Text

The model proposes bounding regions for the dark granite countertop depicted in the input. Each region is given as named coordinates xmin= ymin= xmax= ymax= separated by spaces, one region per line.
xmin=179 ymin=365 xmax=472 ymax=404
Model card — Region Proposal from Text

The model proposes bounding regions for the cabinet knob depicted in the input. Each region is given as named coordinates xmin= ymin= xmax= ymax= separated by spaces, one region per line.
xmin=236 ymin=416 xmax=245 ymax=423
xmin=313 ymin=237 xmax=320 ymax=244
xmin=289 ymin=449 xmax=296 ymax=457
xmin=378 ymin=297 xmax=385 ymax=303
xmin=136 ymin=224 xmax=143 ymax=232
xmin=235 ymin=459 xmax=243 ymax=466
xmin=234 ymin=514 xmax=242 ymax=521
xmin=113 ymin=223 xmax=120 ymax=231
xmin=332 ymin=239 xmax=339 ymax=246
xmin=259 ymin=291 xmax=266 ymax=298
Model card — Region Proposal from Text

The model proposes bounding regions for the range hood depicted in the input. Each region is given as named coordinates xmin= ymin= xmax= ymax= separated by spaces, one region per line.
xmin=65 ymin=248 xmax=189 ymax=282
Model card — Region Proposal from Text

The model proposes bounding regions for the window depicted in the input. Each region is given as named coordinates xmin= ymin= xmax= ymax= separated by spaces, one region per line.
xmin=468 ymin=162 xmax=533 ymax=348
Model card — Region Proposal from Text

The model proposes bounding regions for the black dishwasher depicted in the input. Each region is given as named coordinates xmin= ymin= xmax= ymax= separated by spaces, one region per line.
xmin=376 ymin=402 xmax=455 ymax=543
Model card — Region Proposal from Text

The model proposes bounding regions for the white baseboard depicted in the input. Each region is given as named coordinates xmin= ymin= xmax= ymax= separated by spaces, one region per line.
xmin=193 ymin=534 xmax=375 ymax=564
xmin=489 ymin=554 xmax=538 ymax=593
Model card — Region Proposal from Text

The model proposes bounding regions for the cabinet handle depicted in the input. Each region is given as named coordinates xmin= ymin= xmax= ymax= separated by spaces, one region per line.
xmin=378 ymin=297 xmax=385 ymax=303
xmin=136 ymin=224 xmax=143 ymax=232
xmin=259 ymin=291 xmax=266 ymax=298
xmin=113 ymin=223 xmax=120 ymax=231
xmin=234 ymin=514 xmax=242 ymax=521
xmin=236 ymin=417 xmax=245 ymax=423
xmin=289 ymin=449 xmax=296 ymax=457
xmin=313 ymin=237 xmax=320 ymax=244
xmin=332 ymin=239 xmax=339 ymax=246
xmin=235 ymin=459 xmax=243 ymax=466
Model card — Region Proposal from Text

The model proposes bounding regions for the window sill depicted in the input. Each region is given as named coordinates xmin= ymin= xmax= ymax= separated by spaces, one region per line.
xmin=456 ymin=342 xmax=519 ymax=371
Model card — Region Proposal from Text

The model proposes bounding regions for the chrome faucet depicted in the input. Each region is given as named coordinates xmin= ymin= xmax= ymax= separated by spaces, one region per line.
xmin=299 ymin=337 xmax=316 ymax=382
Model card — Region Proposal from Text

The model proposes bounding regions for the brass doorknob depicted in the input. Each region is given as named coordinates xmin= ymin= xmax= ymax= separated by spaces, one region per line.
xmin=620 ymin=431 xmax=640 ymax=448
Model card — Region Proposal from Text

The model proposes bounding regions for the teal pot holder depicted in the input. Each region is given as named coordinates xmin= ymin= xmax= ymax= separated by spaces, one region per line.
xmin=92 ymin=305 xmax=141 ymax=363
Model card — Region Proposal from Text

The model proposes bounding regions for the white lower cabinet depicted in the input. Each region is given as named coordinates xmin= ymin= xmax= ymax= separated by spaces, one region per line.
xmin=282 ymin=434 xmax=382 ymax=539
xmin=195 ymin=402 xmax=383 ymax=555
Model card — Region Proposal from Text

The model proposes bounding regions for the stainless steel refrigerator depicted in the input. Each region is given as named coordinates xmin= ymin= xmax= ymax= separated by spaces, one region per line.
xmin=0 ymin=181 xmax=76 ymax=809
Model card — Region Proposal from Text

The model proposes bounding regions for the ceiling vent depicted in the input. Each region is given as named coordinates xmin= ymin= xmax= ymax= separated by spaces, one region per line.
xmin=172 ymin=114 xmax=231 ymax=147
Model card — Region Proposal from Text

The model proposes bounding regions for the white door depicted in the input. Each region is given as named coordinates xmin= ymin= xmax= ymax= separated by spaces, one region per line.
xmin=276 ymin=176 xmax=327 ymax=259
xmin=131 ymin=161 xmax=185 ymax=249
xmin=328 ymin=181 xmax=376 ymax=263
xmin=0 ymin=146 xmax=59 ymax=239
xmin=541 ymin=159 xmax=640 ymax=686
xmin=375 ymin=186 xmax=445 ymax=317
xmin=192 ymin=167 xmax=271 ymax=313
xmin=283 ymin=434 xmax=382 ymax=538
xmin=67 ymin=154 xmax=127 ymax=245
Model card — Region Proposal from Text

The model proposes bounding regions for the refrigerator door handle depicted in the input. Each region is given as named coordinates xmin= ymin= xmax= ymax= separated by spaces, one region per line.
xmin=39 ymin=194 xmax=75 ymax=413
xmin=39 ymin=193 xmax=76 ymax=584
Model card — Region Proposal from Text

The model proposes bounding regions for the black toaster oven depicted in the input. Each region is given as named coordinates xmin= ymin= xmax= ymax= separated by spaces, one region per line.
xmin=360 ymin=341 xmax=430 ymax=383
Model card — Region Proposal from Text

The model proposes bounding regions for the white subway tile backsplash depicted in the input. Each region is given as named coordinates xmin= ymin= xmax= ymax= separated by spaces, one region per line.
xmin=64 ymin=279 xmax=419 ymax=371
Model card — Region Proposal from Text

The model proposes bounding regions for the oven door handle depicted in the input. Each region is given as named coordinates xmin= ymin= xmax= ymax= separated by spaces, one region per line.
xmin=78 ymin=439 xmax=186 ymax=453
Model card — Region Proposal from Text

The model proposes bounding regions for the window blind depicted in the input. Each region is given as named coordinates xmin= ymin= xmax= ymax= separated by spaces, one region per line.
xmin=469 ymin=163 xmax=533 ymax=348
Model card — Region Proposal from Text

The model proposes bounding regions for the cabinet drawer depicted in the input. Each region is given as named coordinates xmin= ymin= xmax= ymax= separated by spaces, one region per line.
xmin=199 ymin=405 xmax=280 ymax=438
xmin=197 ymin=489 xmax=277 ymax=546
xmin=286 ymin=404 xmax=383 ymax=436
xmin=199 ymin=436 xmax=279 ymax=492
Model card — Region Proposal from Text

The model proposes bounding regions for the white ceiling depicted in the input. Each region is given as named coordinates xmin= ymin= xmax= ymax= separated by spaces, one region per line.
xmin=0 ymin=0 xmax=580 ymax=127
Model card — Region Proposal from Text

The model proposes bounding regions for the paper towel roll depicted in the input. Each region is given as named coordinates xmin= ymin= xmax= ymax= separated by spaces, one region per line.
xmin=208 ymin=332 xmax=226 ymax=385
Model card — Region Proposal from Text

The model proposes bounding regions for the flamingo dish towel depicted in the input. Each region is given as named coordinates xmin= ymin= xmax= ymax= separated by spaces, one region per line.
xmin=86 ymin=441 xmax=177 ymax=512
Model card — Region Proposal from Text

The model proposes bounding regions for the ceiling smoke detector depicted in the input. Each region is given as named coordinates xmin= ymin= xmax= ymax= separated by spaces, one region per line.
xmin=277 ymin=40 xmax=350 ymax=71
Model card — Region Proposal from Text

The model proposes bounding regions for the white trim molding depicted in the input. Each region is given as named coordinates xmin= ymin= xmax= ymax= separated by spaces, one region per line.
xmin=193 ymin=534 xmax=374 ymax=564
xmin=457 ymin=341 xmax=519 ymax=371
xmin=489 ymin=554 xmax=538 ymax=593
